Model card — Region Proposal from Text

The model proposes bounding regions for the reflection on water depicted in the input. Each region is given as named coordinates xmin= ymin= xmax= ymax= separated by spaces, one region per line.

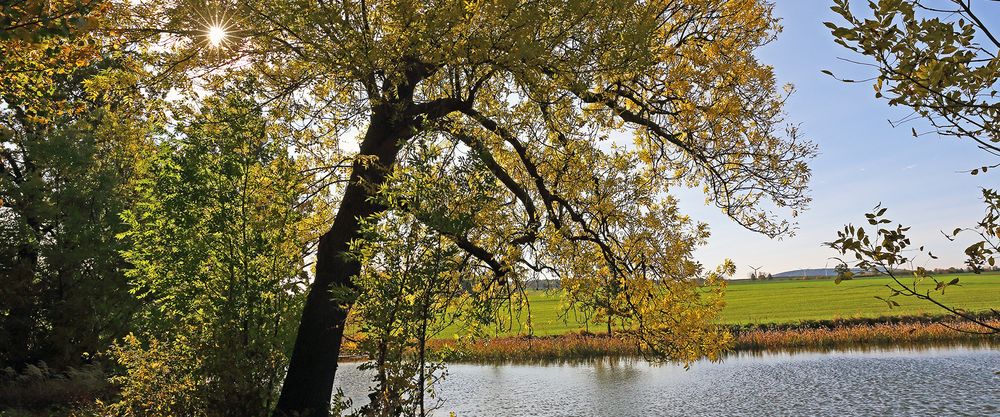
xmin=334 ymin=344 xmax=1000 ymax=416
xmin=731 ymin=339 xmax=1000 ymax=359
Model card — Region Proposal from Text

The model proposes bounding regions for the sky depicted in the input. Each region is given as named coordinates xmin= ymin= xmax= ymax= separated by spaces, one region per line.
xmin=674 ymin=1 xmax=996 ymax=279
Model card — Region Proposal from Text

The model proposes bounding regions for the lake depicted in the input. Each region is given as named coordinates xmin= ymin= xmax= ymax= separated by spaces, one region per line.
xmin=334 ymin=345 xmax=1000 ymax=416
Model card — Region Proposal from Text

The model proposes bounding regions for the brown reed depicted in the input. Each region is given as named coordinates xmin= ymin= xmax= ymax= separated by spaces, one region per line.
xmin=411 ymin=315 xmax=1000 ymax=363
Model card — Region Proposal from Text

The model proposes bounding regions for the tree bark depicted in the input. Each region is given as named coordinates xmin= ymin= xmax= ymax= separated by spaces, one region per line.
xmin=273 ymin=106 xmax=407 ymax=417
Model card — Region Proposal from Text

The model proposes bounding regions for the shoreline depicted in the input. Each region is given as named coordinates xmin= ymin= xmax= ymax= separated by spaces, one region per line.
xmin=341 ymin=314 xmax=1000 ymax=363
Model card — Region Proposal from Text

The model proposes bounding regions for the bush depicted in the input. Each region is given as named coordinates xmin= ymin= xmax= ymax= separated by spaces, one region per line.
xmin=0 ymin=361 xmax=107 ymax=413
xmin=103 ymin=332 xmax=204 ymax=417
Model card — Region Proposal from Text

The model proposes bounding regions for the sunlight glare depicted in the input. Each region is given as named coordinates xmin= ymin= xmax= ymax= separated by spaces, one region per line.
xmin=207 ymin=25 xmax=227 ymax=47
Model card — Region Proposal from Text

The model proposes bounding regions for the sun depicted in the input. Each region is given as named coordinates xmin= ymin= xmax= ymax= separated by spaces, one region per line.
xmin=206 ymin=25 xmax=227 ymax=47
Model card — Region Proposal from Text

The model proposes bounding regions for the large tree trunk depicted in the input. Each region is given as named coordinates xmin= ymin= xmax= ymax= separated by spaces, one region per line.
xmin=273 ymin=107 xmax=407 ymax=417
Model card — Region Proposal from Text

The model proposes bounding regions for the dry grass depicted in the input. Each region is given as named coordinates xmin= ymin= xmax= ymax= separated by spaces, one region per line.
xmin=0 ymin=363 xmax=108 ymax=416
xmin=427 ymin=332 xmax=638 ymax=363
xmin=418 ymin=315 xmax=1000 ymax=363
xmin=733 ymin=319 xmax=999 ymax=351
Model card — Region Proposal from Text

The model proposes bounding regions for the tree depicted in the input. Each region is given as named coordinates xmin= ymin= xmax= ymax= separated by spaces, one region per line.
xmin=559 ymin=197 xmax=712 ymax=337
xmin=0 ymin=0 xmax=150 ymax=368
xmin=348 ymin=212 xmax=461 ymax=417
xmin=833 ymin=263 xmax=853 ymax=283
xmin=826 ymin=0 xmax=998 ymax=333
xmin=108 ymin=80 xmax=325 ymax=417
xmin=0 ymin=1 xmax=103 ymax=41
xmin=129 ymin=1 xmax=816 ymax=415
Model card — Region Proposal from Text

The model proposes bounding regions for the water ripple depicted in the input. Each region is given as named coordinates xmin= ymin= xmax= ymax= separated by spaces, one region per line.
xmin=334 ymin=346 xmax=1000 ymax=416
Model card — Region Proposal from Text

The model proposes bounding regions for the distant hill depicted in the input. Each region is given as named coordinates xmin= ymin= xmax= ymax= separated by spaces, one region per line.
xmin=772 ymin=268 xmax=863 ymax=278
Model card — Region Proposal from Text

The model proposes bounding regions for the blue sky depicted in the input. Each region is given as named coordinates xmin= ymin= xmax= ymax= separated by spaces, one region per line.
xmin=675 ymin=1 xmax=996 ymax=279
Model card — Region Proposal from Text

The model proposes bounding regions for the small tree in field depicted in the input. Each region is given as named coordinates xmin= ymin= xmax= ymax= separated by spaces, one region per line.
xmin=833 ymin=263 xmax=853 ymax=283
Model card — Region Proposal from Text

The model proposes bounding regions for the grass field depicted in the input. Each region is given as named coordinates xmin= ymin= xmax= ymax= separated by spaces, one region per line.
xmin=443 ymin=273 xmax=1000 ymax=337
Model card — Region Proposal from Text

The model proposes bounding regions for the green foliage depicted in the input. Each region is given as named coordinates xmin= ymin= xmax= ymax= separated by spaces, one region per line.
xmin=0 ymin=2 xmax=152 ymax=368
xmin=947 ymin=188 xmax=999 ymax=273
xmin=122 ymin=3 xmax=821 ymax=412
xmin=0 ymin=1 xmax=113 ymax=125
xmin=108 ymin=81 xmax=321 ymax=417
xmin=104 ymin=332 xmax=204 ymax=417
xmin=827 ymin=0 xmax=1000 ymax=332
xmin=9 ymin=1 xmax=822 ymax=414
xmin=349 ymin=213 xmax=459 ymax=417
xmin=0 ymin=102 xmax=142 ymax=366
xmin=0 ymin=2 xmax=827 ymax=417
xmin=828 ymin=206 xmax=999 ymax=332
xmin=827 ymin=0 xmax=999 ymax=162
xmin=0 ymin=1 xmax=105 ymax=42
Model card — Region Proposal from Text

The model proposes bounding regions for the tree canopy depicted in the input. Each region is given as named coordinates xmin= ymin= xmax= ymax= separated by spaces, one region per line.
xmin=0 ymin=0 xmax=150 ymax=368
xmin=1 ymin=1 xmax=818 ymax=416
xmin=122 ymin=1 xmax=816 ymax=415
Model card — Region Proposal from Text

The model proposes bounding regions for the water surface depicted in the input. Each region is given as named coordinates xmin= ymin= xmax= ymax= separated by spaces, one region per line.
xmin=334 ymin=346 xmax=1000 ymax=416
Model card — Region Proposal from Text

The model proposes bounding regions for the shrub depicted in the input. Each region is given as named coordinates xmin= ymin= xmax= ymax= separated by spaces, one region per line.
xmin=103 ymin=332 xmax=204 ymax=417
xmin=0 ymin=361 xmax=107 ymax=412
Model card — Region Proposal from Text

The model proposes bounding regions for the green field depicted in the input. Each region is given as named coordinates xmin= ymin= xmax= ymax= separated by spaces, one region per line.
xmin=449 ymin=273 xmax=1000 ymax=337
